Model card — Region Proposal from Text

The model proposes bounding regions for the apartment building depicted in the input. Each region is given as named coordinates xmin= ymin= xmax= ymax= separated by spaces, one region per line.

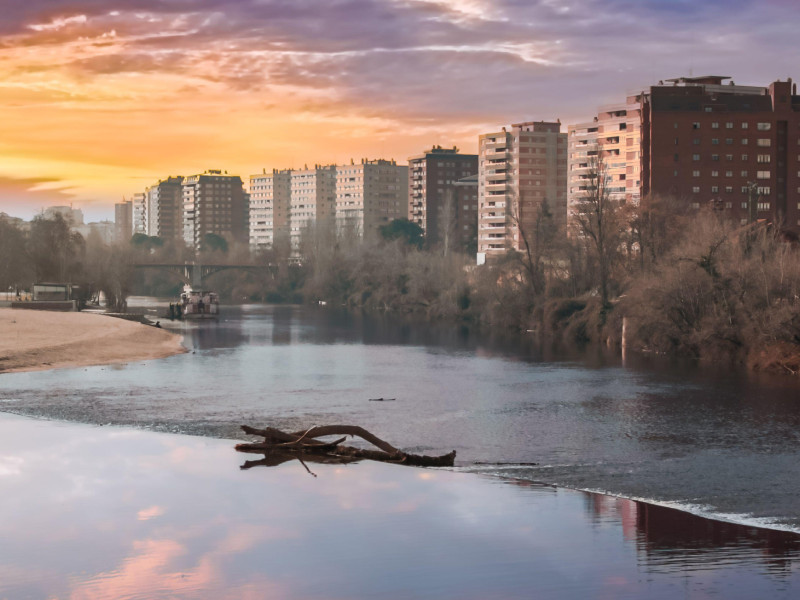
xmin=249 ymin=169 xmax=292 ymax=250
xmin=143 ymin=176 xmax=184 ymax=241
xmin=132 ymin=192 xmax=147 ymax=235
xmin=335 ymin=159 xmax=408 ymax=237
xmin=568 ymin=102 xmax=642 ymax=230
xmin=477 ymin=121 xmax=567 ymax=264
xmin=408 ymin=146 xmax=478 ymax=246
xmin=641 ymin=76 xmax=800 ymax=230
xmin=182 ymin=170 xmax=248 ymax=251
xmin=114 ymin=200 xmax=132 ymax=242
xmin=289 ymin=165 xmax=337 ymax=250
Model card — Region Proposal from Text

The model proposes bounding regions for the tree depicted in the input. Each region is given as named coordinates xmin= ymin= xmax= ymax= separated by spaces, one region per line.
xmin=0 ymin=219 xmax=32 ymax=292
xmin=27 ymin=214 xmax=84 ymax=282
xmin=570 ymin=154 xmax=625 ymax=308
xmin=201 ymin=233 xmax=228 ymax=254
xmin=378 ymin=219 xmax=424 ymax=249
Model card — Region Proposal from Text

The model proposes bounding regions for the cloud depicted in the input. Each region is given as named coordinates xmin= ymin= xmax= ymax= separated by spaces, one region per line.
xmin=0 ymin=0 xmax=798 ymax=218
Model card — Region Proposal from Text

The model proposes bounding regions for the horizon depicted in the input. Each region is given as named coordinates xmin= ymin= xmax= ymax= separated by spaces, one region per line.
xmin=1 ymin=0 xmax=798 ymax=222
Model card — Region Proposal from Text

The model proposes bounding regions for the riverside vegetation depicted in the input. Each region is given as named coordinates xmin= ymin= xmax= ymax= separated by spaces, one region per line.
xmin=2 ymin=195 xmax=800 ymax=375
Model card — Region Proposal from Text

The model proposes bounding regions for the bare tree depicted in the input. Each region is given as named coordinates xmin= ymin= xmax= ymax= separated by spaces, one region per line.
xmin=570 ymin=154 xmax=624 ymax=308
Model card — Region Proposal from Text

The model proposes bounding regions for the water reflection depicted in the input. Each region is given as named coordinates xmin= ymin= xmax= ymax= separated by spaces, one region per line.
xmin=583 ymin=493 xmax=800 ymax=574
xmin=1 ymin=415 xmax=799 ymax=600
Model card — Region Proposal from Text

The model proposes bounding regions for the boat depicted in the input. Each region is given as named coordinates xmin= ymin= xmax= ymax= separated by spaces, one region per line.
xmin=168 ymin=285 xmax=219 ymax=320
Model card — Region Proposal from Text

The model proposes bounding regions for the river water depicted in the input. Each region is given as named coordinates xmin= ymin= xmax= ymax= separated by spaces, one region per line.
xmin=2 ymin=302 xmax=800 ymax=531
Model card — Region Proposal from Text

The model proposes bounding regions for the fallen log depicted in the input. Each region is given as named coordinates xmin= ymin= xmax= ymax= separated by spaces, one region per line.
xmin=236 ymin=424 xmax=456 ymax=469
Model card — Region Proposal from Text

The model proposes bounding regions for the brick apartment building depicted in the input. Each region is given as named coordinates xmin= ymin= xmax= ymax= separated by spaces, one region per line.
xmin=408 ymin=146 xmax=478 ymax=247
xmin=478 ymin=121 xmax=567 ymax=263
xmin=642 ymin=76 xmax=800 ymax=230
xmin=146 ymin=176 xmax=184 ymax=241
xmin=182 ymin=170 xmax=248 ymax=251
xmin=570 ymin=76 xmax=800 ymax=234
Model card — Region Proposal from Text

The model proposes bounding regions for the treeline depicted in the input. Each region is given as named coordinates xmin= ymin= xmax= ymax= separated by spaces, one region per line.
xmin=3 ymin=203 xmax=800 ymax=373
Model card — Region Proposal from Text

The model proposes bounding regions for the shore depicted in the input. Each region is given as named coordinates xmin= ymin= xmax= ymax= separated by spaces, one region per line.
xmin=0 ymin=308 xmax=185 ymax=373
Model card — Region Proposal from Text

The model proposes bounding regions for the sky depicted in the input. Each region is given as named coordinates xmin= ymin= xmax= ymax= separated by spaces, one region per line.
xmin=0 ymin=0 xmax=798 ymax=222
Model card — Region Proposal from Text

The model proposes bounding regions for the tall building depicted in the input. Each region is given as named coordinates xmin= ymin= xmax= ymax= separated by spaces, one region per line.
xmin=43 ymin=205 xmax=84 ymax=225
xmin=408 ymin=146 xmax=478 ymax=246
xmin=568 ymin=102 xmax=642 ymax=230
xmin=145 ymin=176 xmax=183 ymax=241
xmin=114 ymin=200 xmax=133 ymax=242
xmin=182 ymin=170 xmax=248 ymax=251
xmin=335 ymin=159 xmax=408 ymax=237
xmin=132 ymin=192 xmax=147 ymax=235
xmin=289 ymin=165 xmax=337 ymax=249
xmin=477 ymin=121 xmax=567 ymax=264
xmin=249 ymin=169 xmax=292 ymax=250
xmin=451 ymin=174 xmax=479 ymax=252
xmin=641 ymin=76 xmax=800 ymax=230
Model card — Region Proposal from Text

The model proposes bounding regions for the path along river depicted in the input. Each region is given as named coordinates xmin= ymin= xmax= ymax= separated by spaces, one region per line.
xmin=2 ymin=302 xmax=799 ymax=531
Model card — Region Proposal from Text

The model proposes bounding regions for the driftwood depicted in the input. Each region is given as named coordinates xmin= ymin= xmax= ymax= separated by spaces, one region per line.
xmin=236 ymin=424 xmax=456 ymax=469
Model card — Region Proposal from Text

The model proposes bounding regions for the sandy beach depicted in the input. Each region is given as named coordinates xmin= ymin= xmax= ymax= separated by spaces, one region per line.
xmin=0 ymin=308 xmax=185 ymax=373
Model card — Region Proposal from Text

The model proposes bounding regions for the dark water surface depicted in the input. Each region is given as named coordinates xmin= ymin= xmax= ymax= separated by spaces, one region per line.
xmin=1 ymin=302 xmax=800 ymax=532
xmin=1 ymin=414 xmax=799 ymax=600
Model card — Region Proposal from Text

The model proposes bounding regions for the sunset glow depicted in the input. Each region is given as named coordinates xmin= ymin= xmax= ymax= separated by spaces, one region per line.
xmin=1 ymin=0 xmax=798 ymax=220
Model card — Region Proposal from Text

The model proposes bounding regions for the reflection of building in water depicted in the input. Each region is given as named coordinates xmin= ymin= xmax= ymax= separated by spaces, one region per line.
xmin=583 ymin=492 xmax=800 ymax=572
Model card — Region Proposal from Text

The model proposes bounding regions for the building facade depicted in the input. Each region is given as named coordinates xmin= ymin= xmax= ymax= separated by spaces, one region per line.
xmin=335 ymin=159 xmax=408 ymax=237
xmin=114 ymin=200 xmax=133 ymax=242
xmin=132 ymin=193 xmax=147 ymax=235
xmin=408 ymin=147 xmax=478 ymax=247
xmin=145 ymin=176 xmax=183 ymax=242
xmin=477 ymin=121 xmax=567 ymax=263
xmin=641 ymin=76 xmax=800 ymax=230
xmin=249 ymin=169 xmax=292 ymax=250
xmin=182 ymin=170 xmax=248 ymax=251
xmin=289 ymin=165 xmax=337 ymax=250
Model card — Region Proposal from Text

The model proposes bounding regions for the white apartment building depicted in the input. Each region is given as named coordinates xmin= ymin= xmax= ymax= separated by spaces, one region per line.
xmin=132 ymin=192 xmax=147 ymax=235
xmin=335 ymin=159 xmax=408 ymax=237
xmin=567 ymin=101 xmax=642 ymax=231
xmin=477 ymin=121 xmax=567 ymax=264
xmin=289 ymin=165 xmax=337 ymax=250
xmin=249 ymin=169 xmax=292 ymax=250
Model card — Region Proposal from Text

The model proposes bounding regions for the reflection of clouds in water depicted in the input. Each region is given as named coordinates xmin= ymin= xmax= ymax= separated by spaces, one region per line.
xmin=0 ymin=455 xmax=23 ymax=476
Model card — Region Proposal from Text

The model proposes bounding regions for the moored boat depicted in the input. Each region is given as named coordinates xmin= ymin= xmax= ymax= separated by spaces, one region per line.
xmin=168 ymin=285 xmax=219 ymax=320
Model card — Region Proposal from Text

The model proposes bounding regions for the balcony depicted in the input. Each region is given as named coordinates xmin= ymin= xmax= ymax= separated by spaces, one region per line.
xmin=485 ymin=182 xmax=510 ymax=193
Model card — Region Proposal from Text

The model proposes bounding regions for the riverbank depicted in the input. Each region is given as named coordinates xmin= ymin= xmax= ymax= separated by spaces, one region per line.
xmin=0 ymin=412 xmax=797 ymax=599
xmin=0 ymin=308 xmax=185 ymax=373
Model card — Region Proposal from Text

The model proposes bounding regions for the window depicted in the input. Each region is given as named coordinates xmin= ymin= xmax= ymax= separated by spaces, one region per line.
xmin=725 ymin=187 xmax=733 ymax=193
xmin=691 ymin=202 xmax=701 ymax=209
xmin=712 ymin=154 xmax=720 ymax=161
xmin=757 ymin=122 xmax=772 ymax=131
xmin=741 ymin=170 xmax=748 ymax=177
xmin=712 ymin=138 xmax=720 ymax=145
xmin=742 ymin=138 xmax=749 ymax=145
xmin=726 ymin=154 xmax=734 ymax=161
xmin=725 ymin=201 xmax=732 ymax=208
xmin=705 ymin=107 xmax=712 ymax=113
xmin=711 ymin=170 xmax=719 ymax=177
xmin=742 ymin=154 xmax=748 ymax=161
xmin=712 ymin=122 xmax=720 ymax=129
xmin=725 ymin=171 xmax=733 ymax=177
xmin=758 ymin=202 xmax=771 ymax=210
xmin=758 ymin=187 xmax=771 ymax=196
xmin=711 ymin=186 xmax=719 ymax=193
xmin=726 ymin=122 xmax=734 ymax=129
xmin=757 ymin=139 xmax=771 ymax=147
xmin=692 ymin=186 xmax=700 ymax=193
xmin=726 ymin=139 xmax=733 ymax=145
xmin=741 ymin=201 xmax=748 ymax=208
xmin=693 ymin=170 xmax=700 ymax=177
xmin=692 ymin=122 xmax=700 ymax=130
xmin=757 ymin=171 xmax=771 ymax=179
xmin=742 ymin=122 xmax=749 ymax=129
xmin=693 ymin=138 xmax=701 ymax=145
xmin=692 ymin=154 xmax=700 ymax=161
xmin=757 ymin=155 xmax=771 ymax=163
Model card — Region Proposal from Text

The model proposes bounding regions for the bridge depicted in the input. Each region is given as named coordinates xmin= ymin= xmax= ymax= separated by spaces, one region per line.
xmin=133 ymin=263 xmax=276 ymax=287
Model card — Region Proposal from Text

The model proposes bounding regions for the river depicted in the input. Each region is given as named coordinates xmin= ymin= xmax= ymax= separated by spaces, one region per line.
xmin=2 ymin=301 xmax=799 ymax=531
